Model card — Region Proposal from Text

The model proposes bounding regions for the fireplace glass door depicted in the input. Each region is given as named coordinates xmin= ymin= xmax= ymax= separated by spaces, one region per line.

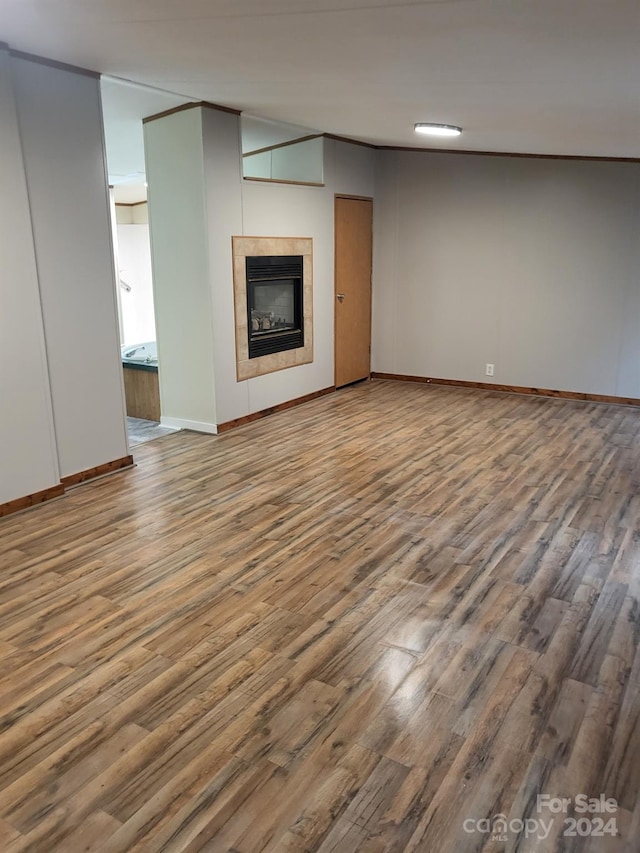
xmin=246 ymin=256 xmax=304 ymax=358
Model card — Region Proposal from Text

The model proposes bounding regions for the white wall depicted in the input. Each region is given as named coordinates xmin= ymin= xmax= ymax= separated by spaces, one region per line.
xmin=0 ymin=48 xmax=129 ymax=508
xmin=116 ymin=212 xmax=156 ymax=346
xmin=0 ymin=48 xmax=59 ymax=503
xmin=12 ymin=56 xmax=129 ymax=477
xmin=273 ymin=137 xmax=323 ymax=183
xmin=373 ymin=151 xmax=640 ymax=397
xmin=145 ymin=108 xmax=214 ymax=429
xmin=236 ymin=181 xmax=332 ymax=418
xmin=242 ymin=150 xmax=271 ymax=179
xmin=232 ymin=137 xmax=376 ymax=421
xmin=243 ymin=136 xmax=324 ymax=184
xmin=145 ymin=107 xmax=239 ymax=431
xmin=244 ymin=137 xmax=324 ymax=183
xmin=202 ymin=108 xmax=245 ymax=426
xmin=146 ymin=107 xmax=376 ymax=429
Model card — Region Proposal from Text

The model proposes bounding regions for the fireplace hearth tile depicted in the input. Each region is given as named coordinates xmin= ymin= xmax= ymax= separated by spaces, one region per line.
xmin=232 ymin=236 xmax=313 ymax=381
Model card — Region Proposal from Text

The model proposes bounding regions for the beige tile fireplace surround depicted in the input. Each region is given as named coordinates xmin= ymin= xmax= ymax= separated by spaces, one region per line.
xmin=232 ymin=236 xmax=313 ymax=381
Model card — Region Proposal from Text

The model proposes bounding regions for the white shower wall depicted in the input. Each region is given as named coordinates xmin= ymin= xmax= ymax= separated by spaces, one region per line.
xmin=116 ymin=221 xmax=156 ymax=346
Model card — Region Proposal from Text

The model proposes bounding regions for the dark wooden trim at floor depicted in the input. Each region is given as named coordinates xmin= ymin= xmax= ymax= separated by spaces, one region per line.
xmin=0 ymin=484 xmax=65 ymax=518
xmin=61 ymin=455 xmax=135 ymax=488
xmin=217 ymin=386 xmax=335 ymax=433
xmin=1 ymin=456 xmax=135 ymax=520
xmin=371 ymin=372 xmax=640 ymax=407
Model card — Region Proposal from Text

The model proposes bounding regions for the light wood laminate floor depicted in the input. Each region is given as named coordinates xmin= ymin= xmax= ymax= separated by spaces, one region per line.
xmin=1 ymin=380 xmax=640 ymax=852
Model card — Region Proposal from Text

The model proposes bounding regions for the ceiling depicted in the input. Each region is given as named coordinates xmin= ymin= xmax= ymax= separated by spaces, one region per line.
xmin=1 ymin=0 xmax=639 ymax=163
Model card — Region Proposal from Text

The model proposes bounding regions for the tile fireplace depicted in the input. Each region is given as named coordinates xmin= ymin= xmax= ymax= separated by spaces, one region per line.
xmin=232 ymin=236 xmax=313 ymax=381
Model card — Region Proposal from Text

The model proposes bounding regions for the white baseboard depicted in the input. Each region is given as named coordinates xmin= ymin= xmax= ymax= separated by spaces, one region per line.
xmin=160 ymin=417 xmax=218 ymax=435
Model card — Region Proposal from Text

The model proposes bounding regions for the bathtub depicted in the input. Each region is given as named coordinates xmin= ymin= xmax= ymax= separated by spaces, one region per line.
xmin=121 ymin=342 xmax=160 ymax=421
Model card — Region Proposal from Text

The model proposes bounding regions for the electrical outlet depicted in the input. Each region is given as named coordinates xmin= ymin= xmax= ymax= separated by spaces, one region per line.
xmin=486 ymin=363 xmax=495 ymax=377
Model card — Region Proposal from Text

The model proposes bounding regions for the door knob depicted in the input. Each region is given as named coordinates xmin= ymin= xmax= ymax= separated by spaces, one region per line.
xmin=337 ymin=293 xmax=345 ymax=302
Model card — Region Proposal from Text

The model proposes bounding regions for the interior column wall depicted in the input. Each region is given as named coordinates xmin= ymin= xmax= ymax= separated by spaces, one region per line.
xmin=0 ymin=47 xmax=59 ymax=504
xmin=202 ymin=108 xmax=245 ymax=427
xmin=144 ymin=107 xmax=219 ymax=432
xmin=12 ymin=56 xmax=129 ymax=478
xmin=146 ymin=111 xmax=376 ymax=429
xmin=1 ymin=46 xmax=130 ymax=511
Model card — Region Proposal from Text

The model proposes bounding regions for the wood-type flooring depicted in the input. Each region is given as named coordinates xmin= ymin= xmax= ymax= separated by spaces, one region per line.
xmin=1 ymin=379 xmax=639 ymax=852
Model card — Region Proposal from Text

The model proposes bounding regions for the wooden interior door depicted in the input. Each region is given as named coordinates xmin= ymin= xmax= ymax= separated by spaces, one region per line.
xmin=334 ymin=196 xmax=373 ymax=388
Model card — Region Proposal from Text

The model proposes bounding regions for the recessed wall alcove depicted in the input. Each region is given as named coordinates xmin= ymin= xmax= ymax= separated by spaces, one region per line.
xmin=232 ymin=236 xmax=313 ymax=381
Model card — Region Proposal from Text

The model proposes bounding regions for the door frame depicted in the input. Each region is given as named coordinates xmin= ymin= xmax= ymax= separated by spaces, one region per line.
xmin=334 ymin=193 xmax=374 ymax=388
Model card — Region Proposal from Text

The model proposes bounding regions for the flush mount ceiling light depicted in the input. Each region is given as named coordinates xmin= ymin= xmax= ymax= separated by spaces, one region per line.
xmin=414 ymin=123 xmax=462 ymax=137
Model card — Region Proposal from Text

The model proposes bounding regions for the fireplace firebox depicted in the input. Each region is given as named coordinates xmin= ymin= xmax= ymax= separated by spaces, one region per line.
xmin=246 ymin=255 xmax=304 ymax=358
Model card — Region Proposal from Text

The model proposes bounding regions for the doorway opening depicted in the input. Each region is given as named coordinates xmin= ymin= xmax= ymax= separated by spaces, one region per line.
xmin=101 ymin=76 xmax=191 ymax=446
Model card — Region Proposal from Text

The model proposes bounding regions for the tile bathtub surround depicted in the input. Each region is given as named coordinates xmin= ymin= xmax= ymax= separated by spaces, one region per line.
xmin=232 ymin=236 xmax=313 ymax=381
